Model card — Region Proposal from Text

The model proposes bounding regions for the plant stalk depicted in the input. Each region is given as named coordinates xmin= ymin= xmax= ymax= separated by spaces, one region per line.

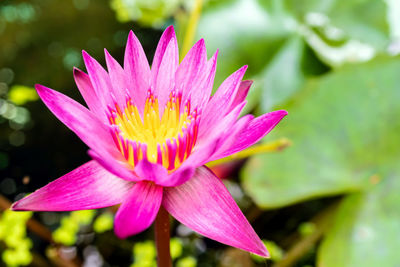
xmin=155 ymin=206 xmax=172 ymax=267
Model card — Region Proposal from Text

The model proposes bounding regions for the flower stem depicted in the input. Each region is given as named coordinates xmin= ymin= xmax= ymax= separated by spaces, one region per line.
xmin=155 ymin=206 xmax=171 ymax=267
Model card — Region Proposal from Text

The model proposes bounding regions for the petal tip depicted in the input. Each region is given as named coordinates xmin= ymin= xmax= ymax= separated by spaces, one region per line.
xmin=35 ymin=84 xmax=49 ymax=95
xmin=276 ymin=109 xmax=289 ymax=117
xmin=10 ymin=201 xmax=20 ymax=211
xmin=254 ymin=242 xmax=270 ymax=258
xmin=114 ymin=226 xmax=129 ymax=239
xmin=165 ymin=25 xmax=175 ymax=34
xmin=73 ymin=67 xmax=85 ymax=77
xmin=10 ymin=196 xmax=31 ymax=211
xmin=82 ymin=50 xmax=94 ymax=63
xmin=82 ymin=49 xmax=89 ymax=57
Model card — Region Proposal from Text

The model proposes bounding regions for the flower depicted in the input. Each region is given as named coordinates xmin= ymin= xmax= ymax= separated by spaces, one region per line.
xmin=11 ymin=26 xmax=287 ymax=257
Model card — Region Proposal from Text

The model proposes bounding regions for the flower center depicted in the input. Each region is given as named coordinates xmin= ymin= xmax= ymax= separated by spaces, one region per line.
xmin=109 ymin=91 xmax=199 ymax=171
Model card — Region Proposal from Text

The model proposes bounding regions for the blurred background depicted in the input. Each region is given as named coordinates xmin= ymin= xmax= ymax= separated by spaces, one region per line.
xmin=0 ymin=0 xmax=399 ymax=266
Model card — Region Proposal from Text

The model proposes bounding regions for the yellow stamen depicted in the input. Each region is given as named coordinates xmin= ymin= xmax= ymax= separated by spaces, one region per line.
xmin=110 ymin=92 xmax=198 ymax=171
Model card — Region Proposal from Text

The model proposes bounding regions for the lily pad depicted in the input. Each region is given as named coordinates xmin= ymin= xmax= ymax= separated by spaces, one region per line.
xmin=318 ymin=167 xmax=400 ymax=267
xmin=241 ymin=57 xmax=400 ymax=208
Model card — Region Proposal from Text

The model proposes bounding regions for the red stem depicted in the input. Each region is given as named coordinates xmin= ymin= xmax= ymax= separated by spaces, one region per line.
xmin=154 ymin=206 xmax=172 ymax=267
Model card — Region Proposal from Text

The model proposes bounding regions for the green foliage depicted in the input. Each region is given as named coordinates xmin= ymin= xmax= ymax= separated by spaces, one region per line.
xmin=176 ymin=256 xmax=197 ymax=267
xmin=1 ymin=0 xmax=399 ymax=266
xmin=252 ymin=240 xmax=284 ymax=262
xmin=110 ymin=0 xmax=183 ymax=27
xmin=93 ymin=212 xmax=114 ymax=233
xmin=298 ymin=222 xmax=316 ymax=237
xmin=242 ymin=56 xmax=400 ymax=208
xmin=255 ymin=35 xmax=305 ymax=112
xmin=0 ymin=3 xmax=36 ymax=23
xmin=318 ymin=168 xmax=400 ymax=266
xmin=8 ymin=85 xmax=38 ymax=105
xmin=0 ymin=210 xmax=33 ymax=266
xmin=52 ymin=210 xmax=96 ymax=246
xmin=132 ymin=241 xmax=157 ymax=267
xmin=198 ymin=0 xmax=391 ymax=103
xmin=170 ymin=238 xmax=183 ymax=259
xmin=131 ymin=238 xmax=190 ymax=266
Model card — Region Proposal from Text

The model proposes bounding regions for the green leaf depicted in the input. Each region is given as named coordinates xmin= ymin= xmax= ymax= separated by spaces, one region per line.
xmin=283 ymin=0 xmax=389 ymax=49
xmin=318 ymin=169 xmax=400 ymax=267
xmin=198 ymin=0 xmax=294 ymax=86
xmin=257 ymin=35 xmax=305 ymax=112
xmin=241 ymin=57 xmax=400 ymax=208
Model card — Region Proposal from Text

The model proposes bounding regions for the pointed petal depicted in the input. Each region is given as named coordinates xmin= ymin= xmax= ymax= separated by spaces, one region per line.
xmin=163 ymin=166 xmax=269 ymax=257
xmin=88 ymin=150 xmax=141 ymax=182
xmin=73 ymin=68 xmax=105 ymax=120
xmin=124 ymin=30 xmax=151 ymax=112
xmin=151 ymin=26 xmax=178 ymax=82
xmin=153 ymin=38 xmax=178 ymax=112
xmin=176 ymin=39 xmax=208 ymax=107
xmin=197 ymin=101 xmax=246 ymax=148
xmin=188 ymin=50 xmax=218 ymax=111
xmin=114 ymin=181 xmax=163 ymax=238
xmin=199 ymin=65 xmax=248 ymax=139
xmin=215 ymin=110 xmax=288 ymax=158
xmin=104 ymin=49 xmax=129 ymax=108
xmin=12 ymin=161 xmax=133 ymax=211
xmin=210 ymin=114 xmax=254 ymax=161
xmin=174 ymin=102 xmax=247 ymax=174
xmin=82 ymin=50 xmax=114 ymax=107
xmin=230 ymin=80 xmax=252 ymax=110
xmin=35 ymin=84 xmax=120 ymax=159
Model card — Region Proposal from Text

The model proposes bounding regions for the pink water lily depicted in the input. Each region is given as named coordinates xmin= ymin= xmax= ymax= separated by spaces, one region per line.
xmin=12 ymin=26 xmax=287 ymax=257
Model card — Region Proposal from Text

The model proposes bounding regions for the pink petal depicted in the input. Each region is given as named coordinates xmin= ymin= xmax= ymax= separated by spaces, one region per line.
xmin=104 ymin=49 xmax=130 ymax=108
xmin=114 ymin=181 xmax=163 ymax=238
xmin=151 ymin=26 xmax=178 ymax=83
xmin=133 ymin=159 xmax=195 ymax=187
xmin=176 ymin=39 xmax=208 ymax=107
xmin=153 ymin=38 xmax=178 ymax=113
xmin=163 ymin=166 xmax=269 ymax=257
xmin=82 ymin=50 xmax=115 ymax=107
xmin=134 ymin=159 xmax=168 ymax=184
xmin=169 ymin=139 xmax=220 ymax=186
xmin=88 ymin=150 xmax=141 ymax=182
xmin=12 ymin=161 xmax=133 ymax=211
xmin=167 ymin=166 xmax=196 ymax=187
xmin=230 ymin=80 xmax=252 ymax=110
xmin=188 ymin=50 xmax=218 ymax=111
xmin=215 ymin=110 xmax=288 ymax=159
xmin=35 ymin=84 xmax=120 ymax=159
xmin=73 ymin=68 xmax=105 ymax=121
xmin=199 ymin=66 xmax=248 ymax=139
xmin=196 ymin=101 xmax=246 ymax=148
xmin=210 ymin=114 xmax=254 ymax=161
xmin=124 ymin=30 xmax=151 ymax=112
xmin=174 ymin=103 xmax=247 ymax=175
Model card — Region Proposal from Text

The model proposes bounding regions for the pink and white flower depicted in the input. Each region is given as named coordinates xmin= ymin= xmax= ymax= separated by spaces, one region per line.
xmin=12 ymin=26 xmax=287 ymax=257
